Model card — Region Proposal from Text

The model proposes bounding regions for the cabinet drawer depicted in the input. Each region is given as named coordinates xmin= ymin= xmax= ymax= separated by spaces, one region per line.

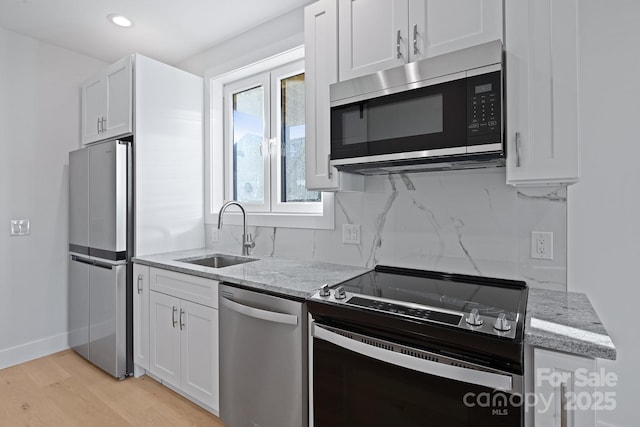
xmin=150 ymin=267 xmax=218 ymax=308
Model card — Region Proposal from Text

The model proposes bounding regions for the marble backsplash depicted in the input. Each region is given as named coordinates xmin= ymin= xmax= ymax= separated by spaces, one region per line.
xmin=206 ymin=168 xmax=567 ymax=291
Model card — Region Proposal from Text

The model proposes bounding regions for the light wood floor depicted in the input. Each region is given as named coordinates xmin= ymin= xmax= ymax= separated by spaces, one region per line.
xmin=0 ymin=349 xmax=226 ymax=426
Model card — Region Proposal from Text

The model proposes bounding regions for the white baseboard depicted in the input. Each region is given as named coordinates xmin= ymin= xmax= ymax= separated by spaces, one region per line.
xmin=0 ymin=332 xmax=70 ymax=370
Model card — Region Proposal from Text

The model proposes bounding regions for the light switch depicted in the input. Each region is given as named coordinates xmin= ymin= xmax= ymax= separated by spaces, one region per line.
xmin=10 ymin=219 xmax=30 ymax=236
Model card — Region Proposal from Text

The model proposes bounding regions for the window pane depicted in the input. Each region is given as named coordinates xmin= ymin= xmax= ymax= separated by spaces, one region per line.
xmin=233 ymin=86 xmax=264 ymax=204
xmin=280 ymin=73 xmax=321 ymax=203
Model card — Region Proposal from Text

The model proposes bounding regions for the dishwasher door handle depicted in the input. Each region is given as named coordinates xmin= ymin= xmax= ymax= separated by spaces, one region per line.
xmin=221 ymin=296 xmax=298 ymax=326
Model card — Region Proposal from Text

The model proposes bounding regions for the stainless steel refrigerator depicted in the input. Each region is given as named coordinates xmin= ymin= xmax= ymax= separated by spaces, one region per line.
xmin=68 ymin=138 xmax=132 ymax=379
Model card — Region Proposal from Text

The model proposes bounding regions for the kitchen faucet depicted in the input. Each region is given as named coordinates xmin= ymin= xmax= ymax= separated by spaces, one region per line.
xmin=217 ymin=201 xmax=255 ymax=256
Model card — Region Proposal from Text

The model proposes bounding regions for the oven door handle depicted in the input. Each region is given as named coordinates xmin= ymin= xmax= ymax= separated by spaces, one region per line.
xmin=312 ymin=324 xmax=513 ymax=391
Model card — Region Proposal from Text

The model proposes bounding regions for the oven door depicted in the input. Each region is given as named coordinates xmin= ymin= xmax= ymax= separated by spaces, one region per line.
xmin=310 ymin=322 xmax=523 ymax=427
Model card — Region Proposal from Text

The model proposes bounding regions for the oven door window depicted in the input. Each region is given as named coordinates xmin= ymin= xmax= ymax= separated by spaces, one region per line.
xmin=313 ymin=338 xmax=522 ymax=427
xmin=330 ymin=78 xmax=467 ymax=160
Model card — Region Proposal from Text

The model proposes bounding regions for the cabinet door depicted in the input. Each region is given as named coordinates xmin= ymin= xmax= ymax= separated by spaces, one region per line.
xmin=506 ymin=0 xmax=579 ymax=186
xmin=133 ymin=263 xmax=150 ymax=374
xmin=338 ymin=0 xmax=409 ymax=81
xmin=81 ymin=75 xmax=105 ymax=144
xmin=533 ymin=348 xmax=596 ymax=427
xmin=102 ymin=55 xmax=133 ymax=140
xmin=180 ymin=300 xmax=219 ymax=410
xmin=409 ymin=0 xmax=503 ymax=61
xmin=304 ymin=0 xmax=364 ymax=192
xmin=149 ymin=291 xmax=181 ymax=388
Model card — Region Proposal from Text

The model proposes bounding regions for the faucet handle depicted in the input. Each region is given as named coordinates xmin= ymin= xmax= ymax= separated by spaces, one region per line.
xmin=244 ymin=234 xmax=256 ymax=250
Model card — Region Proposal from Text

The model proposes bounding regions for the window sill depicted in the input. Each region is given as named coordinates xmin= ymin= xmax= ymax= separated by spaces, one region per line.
xmin=205 ymin=207 xmax=334 ymax=230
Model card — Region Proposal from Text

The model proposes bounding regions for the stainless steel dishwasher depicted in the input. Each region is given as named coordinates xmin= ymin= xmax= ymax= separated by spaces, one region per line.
xmin=219 ymin=283 xmax=307 ymax=427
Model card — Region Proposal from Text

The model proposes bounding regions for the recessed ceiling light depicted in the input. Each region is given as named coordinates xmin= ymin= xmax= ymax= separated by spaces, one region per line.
xmin=107 ymin=14 xmax=133 ymax=28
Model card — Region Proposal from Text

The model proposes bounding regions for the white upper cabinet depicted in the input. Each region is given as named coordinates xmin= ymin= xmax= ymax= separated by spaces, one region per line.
xmin=338 ymin=0 xmax=503 ymax=81
xmin=305 ymin=0 xmax=364 ymax=191
xmin=81 ymin=55 xmax=133 ymax=144
xmin=338 ymin=0 xmax=408 ymax=81
xmin=506 ymin=0 xmax=580 ymax=186
xmin=410 ymin=0 xmax=503 ymax=61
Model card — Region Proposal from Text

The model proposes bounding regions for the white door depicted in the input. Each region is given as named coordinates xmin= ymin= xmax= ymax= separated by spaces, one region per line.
xmin=81 ymin=76 xmax=105 ymax=144
xmin=149 ymin=291 xmax=181 ymax=388
xmin=409 ymin=0 xmax=503 ymax=61
xmin=180 ymin=300 xmax=219 ymax=410
xmin=339 ymin=0 xmax=409 ymax=81
xmin=533 ymin=348 xmax=596 ymax=427
xmin=103 ymin=55 xmax=133 ymax=140
xmin=133 ymin=264 xmax=150 ymax=373
xmin=506 ymin=0 xmax=579 ymax=186
xmin=304 ymin=0 xmax=341 ymax=190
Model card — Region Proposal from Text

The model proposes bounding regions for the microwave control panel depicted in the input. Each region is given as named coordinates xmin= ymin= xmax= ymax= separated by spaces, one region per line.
xmin=467 ymin=71 xmax=502 ymax=144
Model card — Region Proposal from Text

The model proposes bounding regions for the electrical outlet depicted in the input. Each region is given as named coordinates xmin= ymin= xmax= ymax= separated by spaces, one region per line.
xmin=342 ymin=224 xmax=361 ymax=245
xmin=210 ymin=228 xmax=219 ymax=243
xmin=10 ymin=219 xmax=30 ymax=236
xmin=531 ymin=231 xmax=553 ymax=260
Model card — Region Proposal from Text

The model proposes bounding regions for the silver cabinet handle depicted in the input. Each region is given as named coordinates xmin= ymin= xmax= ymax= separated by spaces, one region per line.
xmin=413 ymin=24 xmax=418 ymax=55
xmin=172 ymin=306 xmax=177 ymax=328
xmin=179 ymin=309 xmax=185 ymax=331
xmin=97 ymin=117 xmax=100 ymax=133
xmin=515 ymin=132 xmax=522 ymax=167
xmin=396 ymin=29 xmax=403 ymax=59
xmin=137 ymin=274 xmax=143 ymax=294
xmin=101 ymin=117 xmax=106 ymax=132
xmin=221 ymin=296 xmax=298 ymax=326
xmin=312 ymin=323 xmax=513 ymax=390
xmin=560 ymin=381 xmax=568 ymax=427
xmin=327 ymin=154 xmax=333 ymax=179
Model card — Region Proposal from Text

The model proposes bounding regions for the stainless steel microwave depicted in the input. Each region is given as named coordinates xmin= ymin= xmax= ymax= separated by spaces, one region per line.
xmin=329 ymin=40 xmax=505 ymax=174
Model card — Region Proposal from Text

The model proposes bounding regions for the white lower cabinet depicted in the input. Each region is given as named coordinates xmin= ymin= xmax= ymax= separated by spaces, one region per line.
xmin=147 ymin=267 xmax=219 ymax=413
xmin=532 ymin=348 xmax=596 ymax=427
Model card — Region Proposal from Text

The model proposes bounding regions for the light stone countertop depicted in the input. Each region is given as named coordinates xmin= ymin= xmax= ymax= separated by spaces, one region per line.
xmin=525 ymin=288 xmax=616 ymax=360
xmin=135 ymin=249 xmax=616 ymax=360
xmin=133 ymin=248 xmax=370 ymax=300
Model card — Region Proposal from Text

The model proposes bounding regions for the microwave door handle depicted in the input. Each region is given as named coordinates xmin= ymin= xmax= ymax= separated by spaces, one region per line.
xmin=312 ymin=324 xmax=513 ymax=391
xmin=327 ymin=154 xmax=333 ymax=179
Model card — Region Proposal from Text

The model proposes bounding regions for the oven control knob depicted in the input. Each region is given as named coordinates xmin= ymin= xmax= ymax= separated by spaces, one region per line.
xmin=465 ymin=308 xmax=483 ymax=327
xmin=334 ymin=286 xmax=347 ymax=300
xmin=493 ymin=313 xmax=512 ymax=332
xmin=319 ymin=284 xmax=331 ymax=297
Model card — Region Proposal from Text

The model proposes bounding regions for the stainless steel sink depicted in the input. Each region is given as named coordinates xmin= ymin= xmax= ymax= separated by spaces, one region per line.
xmin=178 ymin=254 xmax=258 ymax=269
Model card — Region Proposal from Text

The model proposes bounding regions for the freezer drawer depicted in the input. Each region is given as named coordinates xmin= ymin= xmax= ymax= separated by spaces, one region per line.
xmin=88 ymin=259 xmax=128 ymax=378
xmin=69 ymin=257 xmax=90 ymax=359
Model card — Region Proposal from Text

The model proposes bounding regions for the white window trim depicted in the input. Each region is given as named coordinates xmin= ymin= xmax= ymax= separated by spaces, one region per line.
xmin=204 ymin=45 xmax=334 ymax=230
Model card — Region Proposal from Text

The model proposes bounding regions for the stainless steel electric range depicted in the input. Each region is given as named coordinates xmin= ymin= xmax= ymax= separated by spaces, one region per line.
xmin=307 ymin=265 xmax=528 ymax=427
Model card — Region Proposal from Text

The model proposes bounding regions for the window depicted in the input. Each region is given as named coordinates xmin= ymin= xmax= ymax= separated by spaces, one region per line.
xmin=206 ymin=47 xmax=334 ymax=229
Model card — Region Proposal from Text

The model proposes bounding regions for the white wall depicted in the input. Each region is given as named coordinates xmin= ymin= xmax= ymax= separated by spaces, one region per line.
xmin=568 ymin=1 xmax=640 ymax=426
xmin=176 ymin=7 xmax=305 ymax=77
xmin=0 ymin=27 xmax=106 ymax=368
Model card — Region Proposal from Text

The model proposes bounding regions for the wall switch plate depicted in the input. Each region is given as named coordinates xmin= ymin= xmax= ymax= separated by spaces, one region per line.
xmin=531 ymin=231 xmax=553 ymax=260
xmin=342 ymin=224 xmax=361 ymax=245
xmin=210 ymin=229 xmax=219 ymax=243
xmin=10 ymin=219 xmax=30 ymax=236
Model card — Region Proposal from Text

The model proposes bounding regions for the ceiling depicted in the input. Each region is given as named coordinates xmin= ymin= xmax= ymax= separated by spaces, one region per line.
xmin=0 ymin=0 xmax=312 ymax=65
